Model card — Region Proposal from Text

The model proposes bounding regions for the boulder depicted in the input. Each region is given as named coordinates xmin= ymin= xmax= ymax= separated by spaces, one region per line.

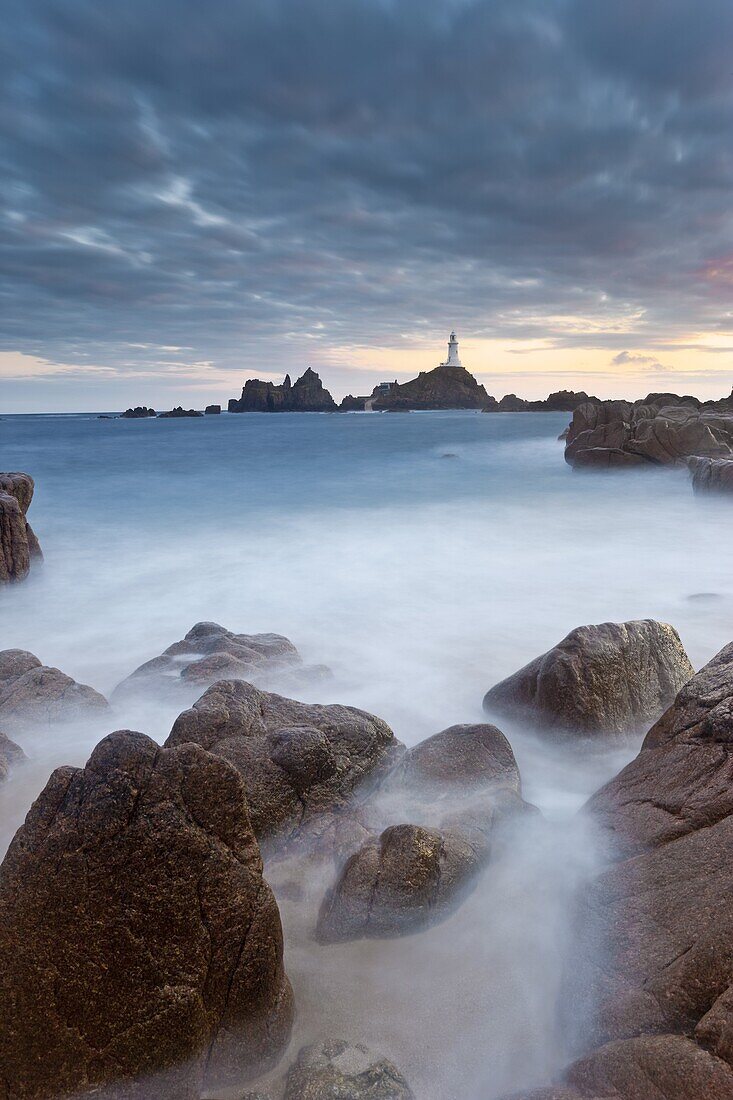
xmin=113 ymin=621 xmax=304 ymax=700
xmin=316 ymin=820 xmax=491 ymax=941
xmin=165 ymin=679 xmax=403 ymax=850
xmin=0 ymin=730 xmax=24 ymax=783
xmin=394 ymin=722 xmax=521 ymax=797
xmin=284 ymin=1039 xmax=414 ymax=1099
xmin=0 ymin=652 xmax=109 ymax=731
xmin=0 ymin=730 xmax=294 ymax=1099
xmin=689 ymin=456 xmax=733 ymax=494
xmin=0 ymin=472 xmax=42 ymax=583
xmin=483 ymin=620 xmax=693 ymax=739
xmin=205 ymin=404 xmax=222 ymax=415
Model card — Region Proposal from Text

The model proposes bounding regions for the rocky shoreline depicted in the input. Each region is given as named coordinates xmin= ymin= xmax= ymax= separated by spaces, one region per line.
xmin=2 ymin=607 xmax=733 ymax=1098
xmin=562 ymin=391 xmax=733 ymax=495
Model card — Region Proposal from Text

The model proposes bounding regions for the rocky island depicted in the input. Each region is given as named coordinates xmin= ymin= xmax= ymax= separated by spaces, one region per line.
xmin=228 ymin=367 xmax=337 ymax=412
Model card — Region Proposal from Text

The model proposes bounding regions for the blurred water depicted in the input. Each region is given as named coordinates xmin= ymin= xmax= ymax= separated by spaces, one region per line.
xmin=1 ymin=408 xmax=731 ymax=1097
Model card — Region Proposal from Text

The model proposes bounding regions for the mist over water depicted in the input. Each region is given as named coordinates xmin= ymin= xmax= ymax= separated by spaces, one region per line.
xmin=2 ymin=409 xmax=732 ymax=1097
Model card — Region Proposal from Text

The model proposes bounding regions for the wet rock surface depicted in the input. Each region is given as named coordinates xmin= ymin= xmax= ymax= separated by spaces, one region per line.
xmin=0 ymin=648 xmax=109 ymax=731
xmin=0 ymin=472 xmax=42 ymax=583
xmin=0 ymin=730 xmax=293 ymax=1100
xmin=483 ymin=620 xmax=693 ymax=740
xmin=165 ymin=678 xmax=403 ymax=850
xmin=284 ymin=1039 xmax=415 ymax=1099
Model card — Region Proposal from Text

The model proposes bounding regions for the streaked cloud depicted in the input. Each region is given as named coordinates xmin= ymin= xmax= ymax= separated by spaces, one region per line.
xmin=2 ymin=0 xmax=733 ymax=408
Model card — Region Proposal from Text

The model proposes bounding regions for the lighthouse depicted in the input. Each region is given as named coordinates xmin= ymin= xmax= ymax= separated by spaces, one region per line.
xmin=442 ymin=331 xmax=463 ymax=368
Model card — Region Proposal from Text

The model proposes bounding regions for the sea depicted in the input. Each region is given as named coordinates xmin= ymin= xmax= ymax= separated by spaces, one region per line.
xmin=1 ymin=408 xmax=731 ymax=1097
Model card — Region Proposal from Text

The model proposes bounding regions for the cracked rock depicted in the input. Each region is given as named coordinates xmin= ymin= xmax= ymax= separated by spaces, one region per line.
xmin=0 ymin=729 xmax=293 ymax=1099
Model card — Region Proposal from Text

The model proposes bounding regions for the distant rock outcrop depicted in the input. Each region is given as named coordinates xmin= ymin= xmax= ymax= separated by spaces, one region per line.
xmin=120 ymin=406 xmax=156 ymax=418
xmin=483 ymin=620 xmax=693 ymax=740
xmin=158 ymin=406 xmax=203 ymax=418
xmin=229 ymin=368 xmax=337 ymax=413
xmin=205 ymin=404 xmax=222 ymax=415
xmin=0 ymin=730 xmax=294 ymax=1099
xmin=0 ymin=473 xmax=42 ymax=583
xmin=491 ymin=390 xmax=597 ymax=413
xmin=371 ymin=363 xmax=493 ymax=411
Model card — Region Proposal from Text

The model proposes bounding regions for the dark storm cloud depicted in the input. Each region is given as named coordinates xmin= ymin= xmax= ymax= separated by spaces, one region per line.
xmin=2 ymin=0 xmax=733 ymax=378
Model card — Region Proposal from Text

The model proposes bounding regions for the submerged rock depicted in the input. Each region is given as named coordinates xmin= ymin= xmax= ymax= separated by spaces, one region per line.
xmin=113 ymin=621 xmax=322 ymax=700
xmin=166 ymin=679 xmax=403 ymax=850
xmin=0 ymin=730 xmax=293 ymax=1100
xmin=0 ymin=648 xmax=109 ymax=730
xmin=483 ymin=620 xmax=693 ymax=739
xmin=0 ymin=472 xmax=42 ymax=583
xmin=284 ymin=1039 xmax=415 ymax=1099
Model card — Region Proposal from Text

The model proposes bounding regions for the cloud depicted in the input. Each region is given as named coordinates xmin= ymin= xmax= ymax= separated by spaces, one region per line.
xmin=2 ymin=0 xmax=733 ymax=400
xmin=611 ymin=350 xmax=674 ymax=373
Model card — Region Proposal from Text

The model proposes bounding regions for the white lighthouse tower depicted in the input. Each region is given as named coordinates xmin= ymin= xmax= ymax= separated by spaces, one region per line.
xmin=441 ymin=330 xmax=463 ymax=368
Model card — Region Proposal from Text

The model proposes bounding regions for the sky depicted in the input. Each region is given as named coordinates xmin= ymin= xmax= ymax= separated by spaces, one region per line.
xmin=3 ymin=0 xmax=733 ymax=411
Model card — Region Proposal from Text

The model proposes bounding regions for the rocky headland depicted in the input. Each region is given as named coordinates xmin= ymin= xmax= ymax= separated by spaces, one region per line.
xmin=5 ymin=609 xmax=733 ymax=1099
